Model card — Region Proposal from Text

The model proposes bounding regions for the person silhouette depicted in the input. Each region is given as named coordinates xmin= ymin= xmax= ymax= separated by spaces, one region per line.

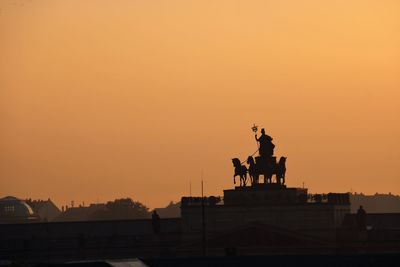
xmin=356 ymin=205 xmax=367 ymax=230
xmin=152 ymin=210 xmax=161 ymax=234
xmin=255 ymin=128 xmax=275 ymax=158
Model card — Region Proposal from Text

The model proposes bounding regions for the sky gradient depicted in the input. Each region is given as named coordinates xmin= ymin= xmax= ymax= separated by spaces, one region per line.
xmin=1 ymin=0 xmax=399 ymax=208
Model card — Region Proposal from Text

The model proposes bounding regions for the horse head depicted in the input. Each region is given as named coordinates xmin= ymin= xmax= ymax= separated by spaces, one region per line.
xmin=247 ymin=156 xmax=255 ymax=165
xmin=232 ymin=158 xmax=241 ymax=168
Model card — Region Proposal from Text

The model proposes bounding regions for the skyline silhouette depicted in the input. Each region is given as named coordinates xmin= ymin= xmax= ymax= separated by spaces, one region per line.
xmin=0 ymin=1 xmax=399 ymax=209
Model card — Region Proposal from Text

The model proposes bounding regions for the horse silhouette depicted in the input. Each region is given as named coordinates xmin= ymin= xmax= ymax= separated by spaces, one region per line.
xmin=245 ymin=156 xmax=287 ymax=185
xmin=232 ymin=158 xmax=248 ymax=186
xmin=247 ymin=156 xmax=259 ymax=185
xmin=276 ymin=156 xmax=287 ymax=185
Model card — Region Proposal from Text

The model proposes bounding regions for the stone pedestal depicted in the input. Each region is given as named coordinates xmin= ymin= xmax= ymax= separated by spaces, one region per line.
xmin=223 ymin=184 xmax=308 ymax=206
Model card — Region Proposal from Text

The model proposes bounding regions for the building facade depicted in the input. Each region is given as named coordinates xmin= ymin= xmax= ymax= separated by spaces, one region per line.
xmin=181 ymin=184 xmax=350 ymax=242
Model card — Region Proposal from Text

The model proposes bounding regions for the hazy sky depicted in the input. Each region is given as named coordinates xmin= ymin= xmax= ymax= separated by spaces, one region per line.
xmin=1 ymin=0 xmax=399 ymax=208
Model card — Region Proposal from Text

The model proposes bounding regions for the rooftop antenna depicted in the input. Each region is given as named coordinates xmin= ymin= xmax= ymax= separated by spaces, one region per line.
xmin=190 ymin=180 xmax=192 ymax=197
xmin=201 ymin=170 xmax=206 ymax=256
xmin=201 ymin=170 xmax=204 ymax=195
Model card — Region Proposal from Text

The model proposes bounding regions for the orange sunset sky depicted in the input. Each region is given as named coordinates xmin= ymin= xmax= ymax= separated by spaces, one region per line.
xmin=0 ymin=0 xmax=399 ymax=209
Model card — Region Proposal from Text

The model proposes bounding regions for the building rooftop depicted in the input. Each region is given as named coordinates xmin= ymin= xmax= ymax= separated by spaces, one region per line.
xmin=0 ymin=196 xmax=37 ymax=223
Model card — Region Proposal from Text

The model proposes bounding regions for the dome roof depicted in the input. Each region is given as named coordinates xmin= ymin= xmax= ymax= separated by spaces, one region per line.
xmin=0 ymin=196 xmax=35 ymax=218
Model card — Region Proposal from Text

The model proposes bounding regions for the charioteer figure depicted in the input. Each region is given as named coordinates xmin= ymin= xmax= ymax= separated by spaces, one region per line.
xmin=255 ymin=128 xmax=275 ymax=158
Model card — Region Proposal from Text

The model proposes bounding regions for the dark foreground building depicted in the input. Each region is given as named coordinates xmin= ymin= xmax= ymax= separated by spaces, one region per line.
xmin=1 ymin=184 xmax=400 ymax=265
xmin=181 ymin=184 xmax=350 ymax=245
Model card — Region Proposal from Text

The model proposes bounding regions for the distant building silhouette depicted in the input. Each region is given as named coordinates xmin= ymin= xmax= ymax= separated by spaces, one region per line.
xmin=350 ymin=193 xmax=400 ymax=213
xmin=154 ymin=201 xmax=180 ymax=218
xmin=0 ymin=196 xmax=39 ymax=224
xmin=54 ymin=203 xmax=107 ymax=221
xmin=25 ymin=198 xmax=61 ymax=222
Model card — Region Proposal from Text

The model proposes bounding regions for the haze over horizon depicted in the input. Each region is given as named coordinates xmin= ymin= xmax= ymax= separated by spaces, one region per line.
xmin=1 ymin=0 xmax=399 ymax=209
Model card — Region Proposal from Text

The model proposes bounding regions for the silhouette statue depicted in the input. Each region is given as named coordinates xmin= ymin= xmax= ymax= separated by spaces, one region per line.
xmin=255 ymin=128 xmax=275 ymax=158
xmin=232 ymin=158 xmax=248 ymax=187
xmin=231 ymin=126 xmax=287 ymax=187
xmin=246 ymin=156 xmax=286 ymax=185
xmin=356 ymin=205 xmax=367 ymax=230
xmin=152 ymin=210 xmax=161 ymax=234
xmin=263 ymin=156 xmax=276 ymax=184
xmin=275 ymin=157 xmax=287 ymax=185
xmin=247 ymin=156 xmax=259 ymax=185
